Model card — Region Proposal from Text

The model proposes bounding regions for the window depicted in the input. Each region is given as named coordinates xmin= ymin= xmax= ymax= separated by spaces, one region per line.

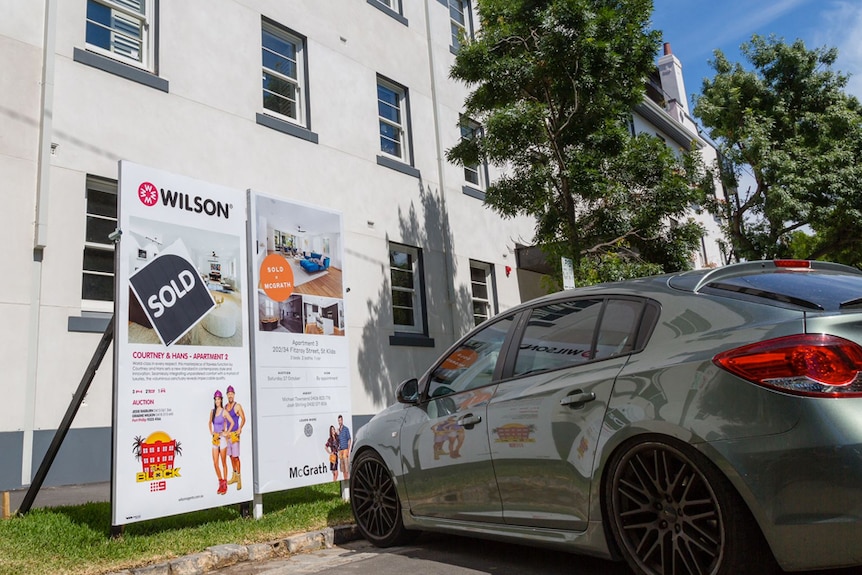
xmin=514 ymin=299 xmax=604 ymax=376
xmin=85 ymin=0 xmax=151 ymax=69
xmin=367 ymin=0 xmax=408 ymax=25
xmin=459 ymin=118 xmax=486 ymax=189
xmin=262 ymin=22 xmax=306 ymax=125
xmin=390 ymin=243 xmax=424 ymax=333
xmin=513 ymin=298 xmax=645 ymax=376
xmin=82 ymin=176 xmax=118 ymax=307
xmin=378 ymin=78 xmax=409 ymax=162
xmin=448 ymin=0 xmax=472 ymax=51
xmin=470 ymin=261 xmax=494 ymax=326
xmin=427 ymin=314 xmax=514 ymax=398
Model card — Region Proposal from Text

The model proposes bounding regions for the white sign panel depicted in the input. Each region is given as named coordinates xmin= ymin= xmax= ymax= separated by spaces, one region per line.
xmin=561 ymin=257 xmax=575 ymax=290
xmin=112 ymin=162 xmax=252 ymax=525
xmin=249 ymin=192 xmax=352 ymax=493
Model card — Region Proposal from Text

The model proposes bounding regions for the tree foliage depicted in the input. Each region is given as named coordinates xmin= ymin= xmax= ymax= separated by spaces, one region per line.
xmin=694 ymin=35 xmax=862 ymax=266
xmin=447 ymin=0 xmax=710 ymax=284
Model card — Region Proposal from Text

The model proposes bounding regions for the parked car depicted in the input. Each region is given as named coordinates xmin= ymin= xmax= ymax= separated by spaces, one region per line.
xmin=349 ymin=260 xmax=862 ymax=575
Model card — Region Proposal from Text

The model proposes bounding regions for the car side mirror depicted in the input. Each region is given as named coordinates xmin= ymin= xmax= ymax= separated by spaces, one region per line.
xmin=396 ymin=378 xmax=420 ymax=404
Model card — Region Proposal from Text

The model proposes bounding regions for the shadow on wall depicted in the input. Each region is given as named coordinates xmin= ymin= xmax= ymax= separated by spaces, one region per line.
xmin=356 ymin=180 xmax=474 ymax=409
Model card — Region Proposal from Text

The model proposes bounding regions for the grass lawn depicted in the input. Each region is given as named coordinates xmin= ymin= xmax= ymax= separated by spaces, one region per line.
xmin=0 ymin=482 xmax=353 ymax=575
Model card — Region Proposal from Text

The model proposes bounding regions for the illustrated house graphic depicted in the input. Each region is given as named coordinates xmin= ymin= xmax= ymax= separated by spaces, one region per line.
xmin=139 ymin=432 xmax=177 ymax=478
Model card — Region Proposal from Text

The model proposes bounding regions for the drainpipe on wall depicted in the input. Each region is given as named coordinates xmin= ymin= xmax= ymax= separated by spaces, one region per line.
xmin=423 ymin=0 xmax=458 ymax=339
xmin=23 ymin=0 xmax=58 ymax=486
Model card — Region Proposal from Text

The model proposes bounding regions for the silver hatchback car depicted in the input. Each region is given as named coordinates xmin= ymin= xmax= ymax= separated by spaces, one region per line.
xmin=349 ymin=260 xmax=862 ymax=575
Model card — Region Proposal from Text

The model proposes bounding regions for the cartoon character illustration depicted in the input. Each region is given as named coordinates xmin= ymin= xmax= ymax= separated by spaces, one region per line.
xmin=209 ymin=390 xmax=234 ymax=494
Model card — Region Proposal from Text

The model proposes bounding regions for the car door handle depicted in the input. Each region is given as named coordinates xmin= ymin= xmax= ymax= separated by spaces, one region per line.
xmin=560 ymin=392 xmax=596 ymax=408
xmin=457 ymin=414 xmax=482 ymax=428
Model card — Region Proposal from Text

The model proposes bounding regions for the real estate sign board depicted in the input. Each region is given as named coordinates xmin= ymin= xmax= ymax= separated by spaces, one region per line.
xmin=112 ymin=161 xmax=253 ymax=525
xmin=249 ymin=192 xmax=352 ymax=492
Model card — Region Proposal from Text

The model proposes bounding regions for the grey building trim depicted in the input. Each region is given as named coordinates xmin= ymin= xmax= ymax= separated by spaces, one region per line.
xmin=256 ymin=113 xmax=320 ymax=144
xmin=376 ymin=155 xmax=421 ymax=178
xmin=73 ymin=48 xmax=169 ymax=92
xmin=389 ymin=333 xmax=436 ymax=347
xmin=462 ymin=185 xmax=485 ymax=200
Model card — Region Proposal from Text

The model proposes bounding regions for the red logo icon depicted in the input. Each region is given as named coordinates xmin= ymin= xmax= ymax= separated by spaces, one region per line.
xmin=138 ymin=182 xmax=159 ymax=206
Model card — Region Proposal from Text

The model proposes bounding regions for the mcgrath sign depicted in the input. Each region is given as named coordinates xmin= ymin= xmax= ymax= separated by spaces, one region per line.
xmin=129 ymin=253 xmax=215 ymax=346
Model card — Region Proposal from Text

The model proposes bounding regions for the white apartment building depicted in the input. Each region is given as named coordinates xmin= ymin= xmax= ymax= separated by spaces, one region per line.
xmin=0 ymin=0 xmax=725 ymax=491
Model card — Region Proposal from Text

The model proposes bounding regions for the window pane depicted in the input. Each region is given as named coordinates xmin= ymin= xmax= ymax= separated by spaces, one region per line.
xmin=82 ymin=272 xmax=114 ymax=301
xmin=262 ymin=50 xmax=297 ymax=79
xmin=471 ymin=281 xmax=488 ymax=300
xmin=464 ymin=166 xmax=480 ymax=185
xmin=514 ymin=299 xmax=604 ymax=375
xmin=114 ymin=0 xmax=144 ymax=14
xmin=390 ymin=250 xmax=412 ymax=270
xmin=393 ymin=307 xmax=414 ymax=327
xmin=391 ymin=269 xmax=413 ymax=290
xmin=83 ymin=247 xmax=115 ymax=274
xmin=263 ymin=74 xmax=298 ymax=119
xmin=392 ymin=289 xmax=414 ymax=308
xmin=86 ymin=215 xmax=118 ymax=244
xmin=87 ymin=188 xmax=118 ymax=218
xmin=262 ymin=29 xmax=297 ymax=78
xmin=594 ymin=299 xmax=642 ymax=359
xmin=450 ymin=0 xmax=466 ymax=24
xmin=428 ymin=315 xmax=513 ymax=397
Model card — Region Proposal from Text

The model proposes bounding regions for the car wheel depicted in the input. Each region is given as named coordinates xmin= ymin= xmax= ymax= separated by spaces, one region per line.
xmin=350 ymin=450 xmax=416 ymax=547
xmin=605 ymin=437 xmax=775 ymax=575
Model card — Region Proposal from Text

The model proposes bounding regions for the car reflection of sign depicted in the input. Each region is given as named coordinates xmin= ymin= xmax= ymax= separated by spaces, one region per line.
xmin=441 ymin=347 xmax=478 ymax=370
xmin=493 ymin=423 xmax=536 ymax=445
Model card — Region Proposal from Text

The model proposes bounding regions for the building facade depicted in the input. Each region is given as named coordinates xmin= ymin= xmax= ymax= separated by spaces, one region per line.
xmin=0 ymin=0 xmax=725 ymax=491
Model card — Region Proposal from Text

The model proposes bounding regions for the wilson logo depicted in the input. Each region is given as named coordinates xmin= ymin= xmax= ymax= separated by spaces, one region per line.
xmin=138 ymin=182 xmax=159 ymax=206
xmin=137 ymin=181 xmax=231 ymax=219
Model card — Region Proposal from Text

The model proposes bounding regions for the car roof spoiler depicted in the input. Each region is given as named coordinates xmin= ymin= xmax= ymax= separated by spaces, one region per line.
xmin=668 ymin=260 xmax=862 ymax=293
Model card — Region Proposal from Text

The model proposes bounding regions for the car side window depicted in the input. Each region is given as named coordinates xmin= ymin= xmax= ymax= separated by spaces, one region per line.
xmin=513 ymin=299 xmax=603 ymax=376
xmin=593 ymin=299 xmax=643 ymax=360
xmin=427 ymin=315 xmax=514 ymax=399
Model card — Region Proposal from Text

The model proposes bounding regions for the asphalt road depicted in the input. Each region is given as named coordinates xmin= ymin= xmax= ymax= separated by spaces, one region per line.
xmin=211 ymin=532 xmax=862 ymax=575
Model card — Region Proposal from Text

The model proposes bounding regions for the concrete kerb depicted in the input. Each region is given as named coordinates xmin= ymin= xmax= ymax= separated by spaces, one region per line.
xmin=105 ymin=524 xmax=361 ymax=575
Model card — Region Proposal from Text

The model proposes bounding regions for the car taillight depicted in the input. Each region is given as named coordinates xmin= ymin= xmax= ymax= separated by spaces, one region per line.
xmin=773 ymin=259 xmax=811 ymax=269
xmin=713 ymin=334 xmax=862 ymax=397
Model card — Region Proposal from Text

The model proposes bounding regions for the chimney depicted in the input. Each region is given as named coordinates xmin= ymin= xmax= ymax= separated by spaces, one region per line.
xmin=657 ymin=42 xmax=689 ymax=115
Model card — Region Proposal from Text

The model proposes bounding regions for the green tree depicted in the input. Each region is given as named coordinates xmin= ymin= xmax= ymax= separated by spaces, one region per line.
xmin=694 ymin=34 xmax=862 ymax=265
xmin=447 ymin=0 xmax=710 ymax=285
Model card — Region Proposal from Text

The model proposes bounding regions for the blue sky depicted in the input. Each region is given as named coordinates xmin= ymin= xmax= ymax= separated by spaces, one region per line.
xmin=650 ymin=0 xmax=862 ymax=107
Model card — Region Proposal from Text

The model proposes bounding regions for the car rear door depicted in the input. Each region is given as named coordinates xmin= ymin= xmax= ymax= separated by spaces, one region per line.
xmin=487 ymin=297 xmax=649 ymax=530
xmin=399 ymin=314 xmax=518 ymax=522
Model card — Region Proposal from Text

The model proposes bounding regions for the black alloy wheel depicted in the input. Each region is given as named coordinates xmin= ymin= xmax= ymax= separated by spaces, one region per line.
xmin=350 ymin=450 xmax=415 ymax=547
xmin=605 ymin=438 xmax=774 ymax=575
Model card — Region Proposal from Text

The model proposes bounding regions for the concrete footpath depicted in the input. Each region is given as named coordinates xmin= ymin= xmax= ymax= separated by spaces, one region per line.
xmin=2 ymin=482 xmax=361 ymax=575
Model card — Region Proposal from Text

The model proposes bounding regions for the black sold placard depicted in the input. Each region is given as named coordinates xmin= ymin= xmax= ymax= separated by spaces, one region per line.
xmin=129 ymin=254 xmax=215 ymax=346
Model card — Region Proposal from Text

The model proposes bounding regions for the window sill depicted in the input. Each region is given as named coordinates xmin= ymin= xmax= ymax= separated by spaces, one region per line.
xmin=377 ymin=155 xmax=421 ymax=179
xmin=68 ymin=313 xmax=112 ymax=333
xmin=256 ymin=113 xmax=319 ymax=144
xmin=390 ymin=333 xmax=436 ymax=347
xmin=367 ymin=0 xmax=408 ymax=25
xmin=73 ymin=48 xmax=169 ymax=92
xmin=462 ymin=185 xmax=486 ymax=200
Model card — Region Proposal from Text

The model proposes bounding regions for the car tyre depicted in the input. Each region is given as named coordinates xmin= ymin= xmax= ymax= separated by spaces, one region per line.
xmin=605 ymin=436 xmax=776 ymax=575
xmin=350 ymin=449 xmax=417 ymax=547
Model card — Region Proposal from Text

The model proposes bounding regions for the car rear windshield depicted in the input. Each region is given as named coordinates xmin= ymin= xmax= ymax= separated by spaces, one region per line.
xmin=702 ymin=271 xmax=862 ymax=311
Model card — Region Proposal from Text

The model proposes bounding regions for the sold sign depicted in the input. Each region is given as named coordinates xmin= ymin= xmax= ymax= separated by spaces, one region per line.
xmin=260 ymin=253 xmax=295 ymax=302
xmin=129 ymin=254 xmax=215 ymax=346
